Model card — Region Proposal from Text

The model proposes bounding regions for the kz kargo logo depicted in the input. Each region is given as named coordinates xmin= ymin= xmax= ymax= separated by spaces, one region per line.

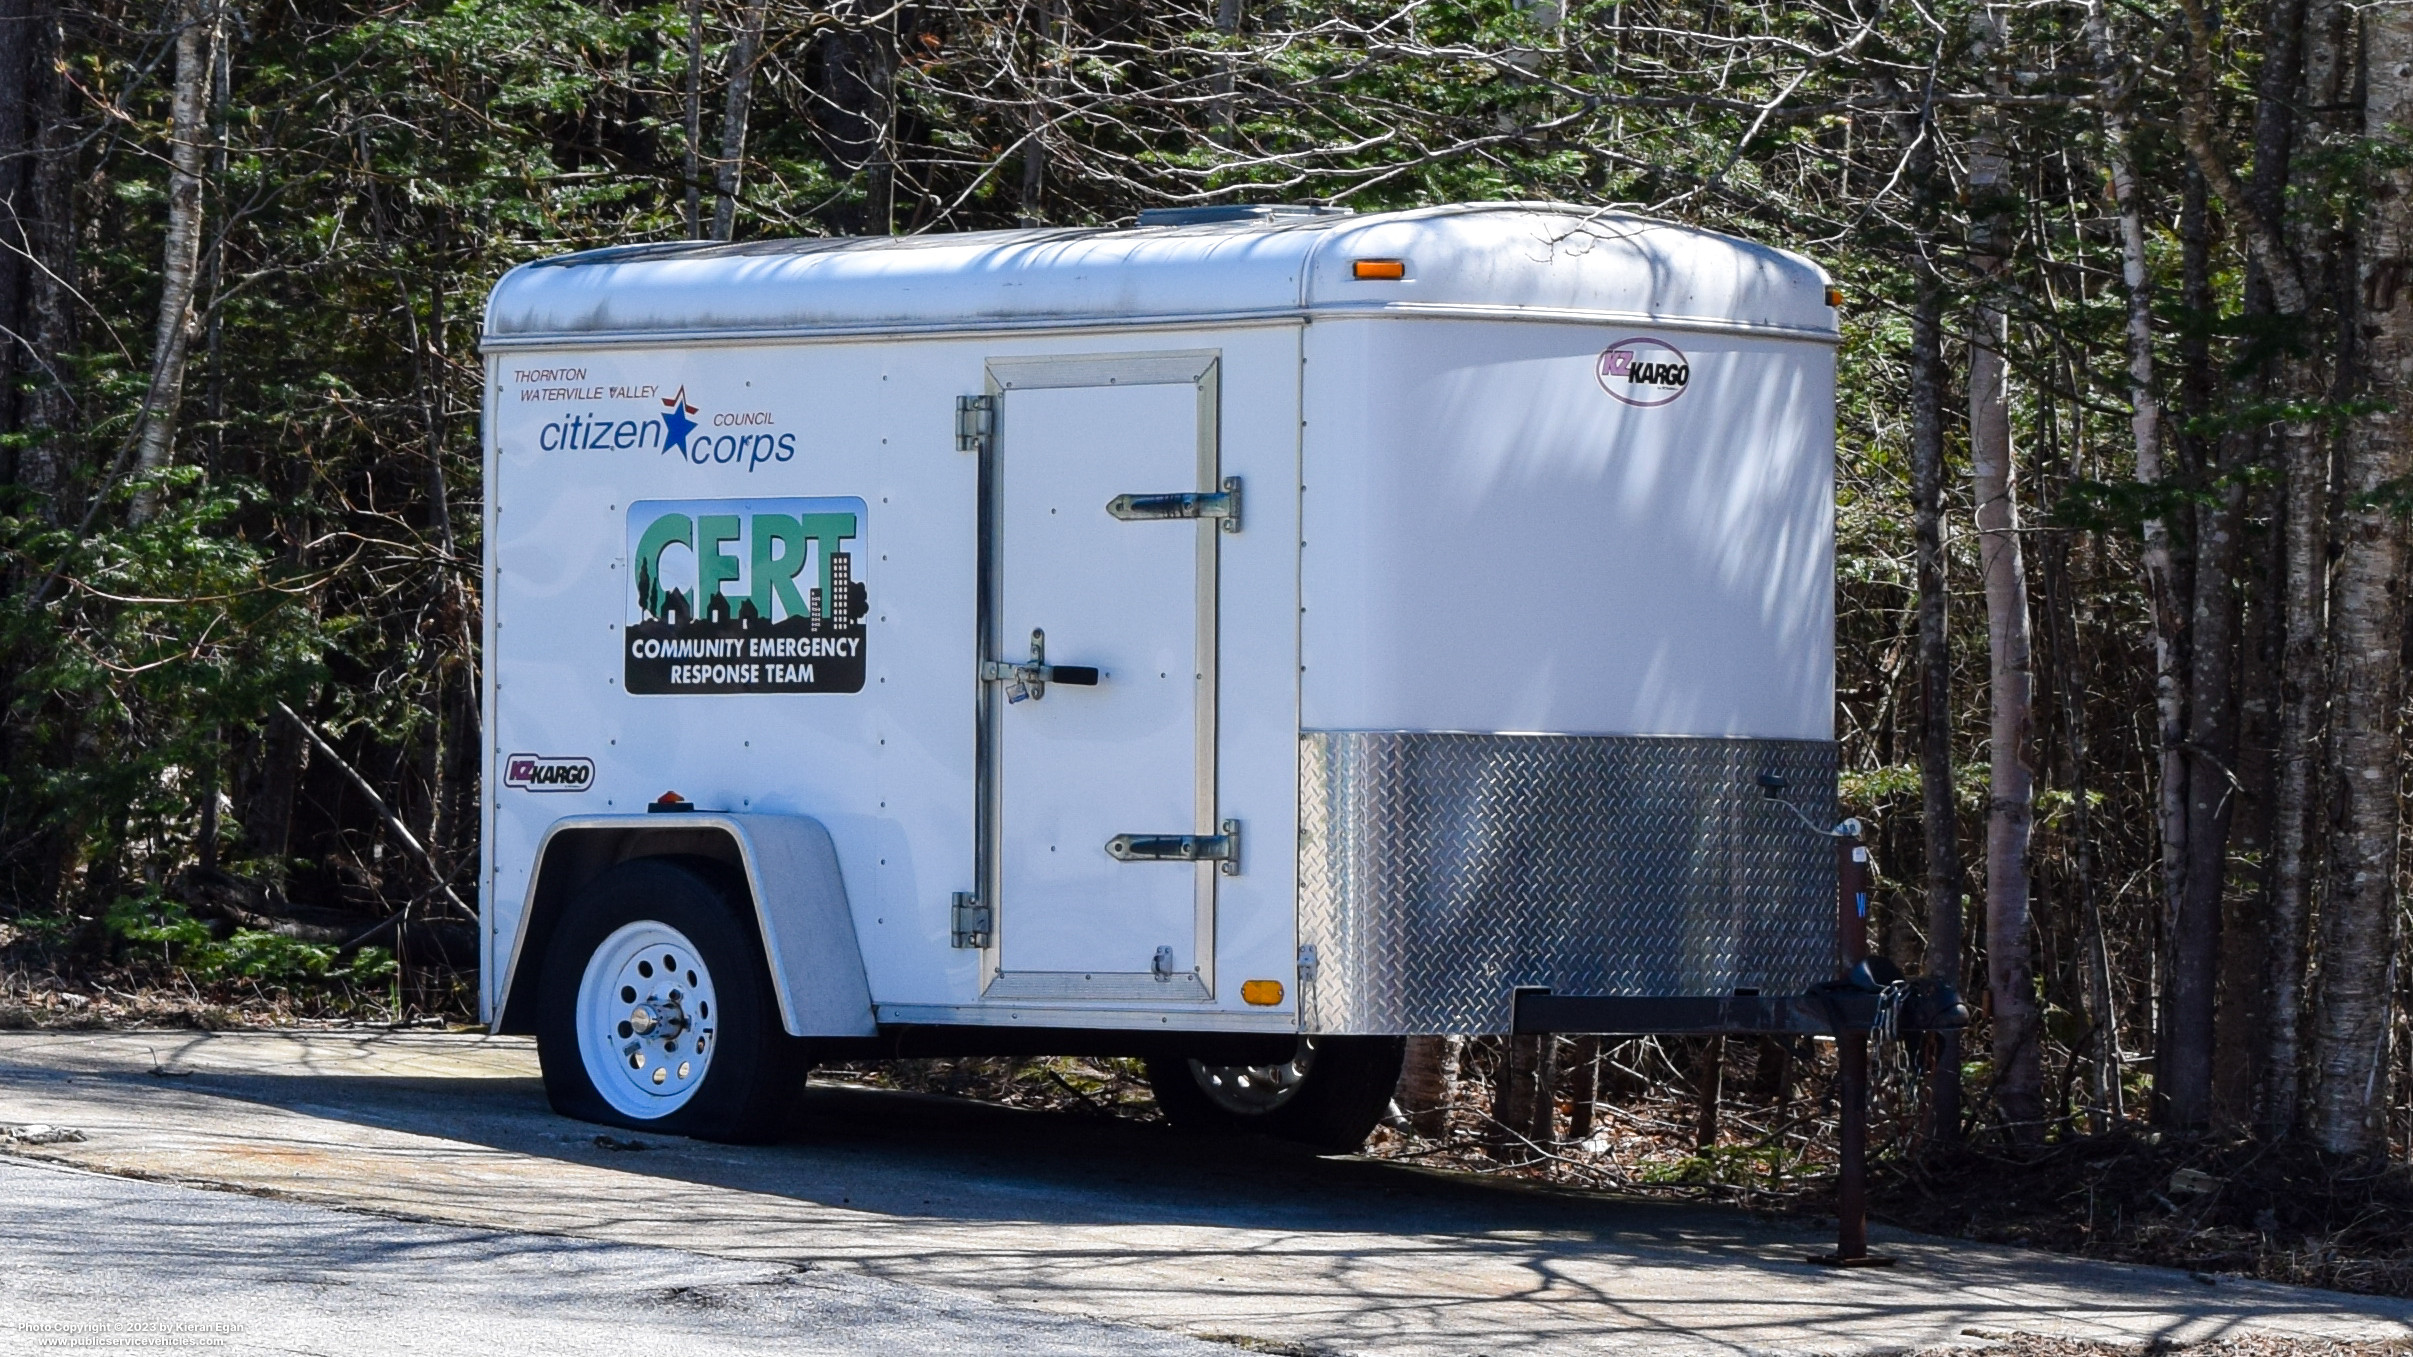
xmin=533 ymin=382 xmax=798 ymax=472
xmin=626 ymin=497 xmax=868 ymax=695
xmin=1596 ymin=338 xmax=1691 ymax=407
xmin=503 ymin=753 xmax=595 ymax=793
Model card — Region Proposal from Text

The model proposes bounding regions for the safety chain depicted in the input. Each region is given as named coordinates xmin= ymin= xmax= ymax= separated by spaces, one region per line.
xmin=1871 ymin=979 xmax=1928 ymax=1125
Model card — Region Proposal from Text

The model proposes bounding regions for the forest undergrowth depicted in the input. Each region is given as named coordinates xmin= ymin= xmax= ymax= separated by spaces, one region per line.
xmin=0 ymin=917 xmax=466 ymax=1030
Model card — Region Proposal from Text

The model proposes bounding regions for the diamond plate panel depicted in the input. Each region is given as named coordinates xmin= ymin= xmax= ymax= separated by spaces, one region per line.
xmin=1298 ymin=732 xmax=1838 ymax=1034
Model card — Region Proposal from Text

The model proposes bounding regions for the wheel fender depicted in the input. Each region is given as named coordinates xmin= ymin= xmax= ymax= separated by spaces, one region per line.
xmin=499 ymin=812 xmax=876 ymax=1038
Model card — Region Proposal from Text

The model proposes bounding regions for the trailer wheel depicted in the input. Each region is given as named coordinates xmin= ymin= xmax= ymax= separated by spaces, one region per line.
xmin=535 ymin=856 xmax=807 ymax=1143
xmin=1145 ymin=1036 xmax=1405 ymax=1153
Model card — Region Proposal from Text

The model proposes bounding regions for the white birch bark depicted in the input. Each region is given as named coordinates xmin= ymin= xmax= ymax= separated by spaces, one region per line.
xmin=127 ymin=0 xmax=213 ymax=524
xmin=682 ymin=0 xmax=703 ymax=239
xmin=2307 ymin=0 xmax=2413 ymax=1157
xmin=1968 ymin=105 xmax=2045 ymax=1138
xmin=2087 ymin=0 xmax=2153 ymax=1120
xmin=2262 ymin=0 xmax=2352 ymax=1141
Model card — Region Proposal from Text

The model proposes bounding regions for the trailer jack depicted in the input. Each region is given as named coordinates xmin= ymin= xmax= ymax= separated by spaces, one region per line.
xmin=1509 ymin=830 xmax=1967 ymax=1269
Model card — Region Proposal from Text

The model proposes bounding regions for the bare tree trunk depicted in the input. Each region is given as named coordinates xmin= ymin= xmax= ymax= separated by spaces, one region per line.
xmin=436 ymin=652 xmax=481 ymax=879
xmin=2263 ymin=413 xmax=2330 ymax=1136
xmin=1907 ymin=141 xmax=1964 ymax=1147
xmin=711 ymin=0 xmax=768 ymax=242
xmin=1397 ymin=1035 xmax=1457 ymax=1138
xmin=2174 ymin=0 xmax=2311 ymax=317
xmin=1213 ymin=0 xmax=1244 ymax=144
xmin=2201 ymin=0 xmax=2308 ymax=1137
xmin=2167 ymin=461 xmax=2242 ymax=1131
xmin=1488 ymin=1036 xmax=1540 ymax=1162
xmin=818 ymin=15 xmax=896 ymax=236
xmin=1562 ymin=1037 xmax=1601 ymax=1143
xmin=250 ymin=712 xmax=306 ymax=868
xmin=1971 ymin=279 xmax=2044 ymax=1142
xmin=1692 ymin=1036 xmax=1724 ymax=1151
xmin=12 ymin=0 xmax=72 ymax=517
xmin=1749 ymin=1035 xmax=1795 ymax=1112
xmin=1529 ymin=1035 xmax=1560 ymax=1149
xmin=1018 ymin=0 xmax=1060 ymax=225
xmin=2039 ymin=434 xmax=2121 ymax=1131
xmin=0 ymin=0 xmax=40 ymax=478
xmin=2088 ymin=0 xmax=2155 ymax=1124
xmin=683 ymin=0 xmax=703 ymax=238
xmin=200 ymin=22 xmax=228 ymax=483
xmin=128 ymin=0 xmax=214 ymax=524
xmin=1963 ymin=95 xmax=2043 ymax=1141
xmin=2308 ymin=2 xmax=2413 ymax=1154
xmin=2217 ymin=491 xmax=2280 ymax=1130
xmin=195 ymin=732 xmax=220 ymax=874
xmin=2264 ymin=0 xmax=2354 ymax=1143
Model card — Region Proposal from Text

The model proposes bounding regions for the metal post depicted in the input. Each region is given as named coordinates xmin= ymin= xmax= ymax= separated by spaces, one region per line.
xmin=1813 ymin=832 xmax=1894 ymax=1267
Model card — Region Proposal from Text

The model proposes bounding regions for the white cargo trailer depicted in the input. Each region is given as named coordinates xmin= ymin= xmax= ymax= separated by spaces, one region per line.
xmin=480 ymin=202 xmax=1844 ymax=1149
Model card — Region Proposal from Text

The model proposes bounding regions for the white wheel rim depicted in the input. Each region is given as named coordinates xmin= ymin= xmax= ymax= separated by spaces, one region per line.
xmin=576 ymin=920 xmax=721 ymax=1119
xmin=1189 ymin=1037 xmax=1317 ymax=1117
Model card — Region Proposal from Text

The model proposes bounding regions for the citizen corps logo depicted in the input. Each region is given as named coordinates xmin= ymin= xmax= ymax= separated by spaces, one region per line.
xmin=503 ymin=753 xmax=596 ymax=793
xmin=1596 ymin=338 xmax=1691 ymax=407
xmin=530 ymin=382 xmax=797 ymax=471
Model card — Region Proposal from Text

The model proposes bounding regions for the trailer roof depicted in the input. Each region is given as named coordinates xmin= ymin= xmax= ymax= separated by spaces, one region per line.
xmin=481 ymin=203 xmax=1836 ymax=349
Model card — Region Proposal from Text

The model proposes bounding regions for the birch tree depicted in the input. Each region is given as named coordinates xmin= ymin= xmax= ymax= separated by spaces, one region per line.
xmin=2307 ymin=0 xmax=2413 ymax=1157
xmin=1964 ymin=46 xmax=2044 ymax=1137
xmin=126 ymin=0 xmax=214 ymax=524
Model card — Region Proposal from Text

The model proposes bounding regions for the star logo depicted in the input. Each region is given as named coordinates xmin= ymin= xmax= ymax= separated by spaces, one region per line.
xmin=661 ymin=387 xmax=700 ymax=456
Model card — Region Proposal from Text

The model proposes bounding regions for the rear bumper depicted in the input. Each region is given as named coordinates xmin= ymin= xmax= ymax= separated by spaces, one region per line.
xmin=1511 ymin=989 xmax=1874 ymax=1036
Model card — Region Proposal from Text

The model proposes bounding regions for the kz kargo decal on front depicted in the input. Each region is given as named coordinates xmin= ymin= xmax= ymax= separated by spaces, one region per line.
xmin=1596 ymin=337 xmax=1691 ymax=406
xmin=625 ymin=497 xmax=868 ymax=694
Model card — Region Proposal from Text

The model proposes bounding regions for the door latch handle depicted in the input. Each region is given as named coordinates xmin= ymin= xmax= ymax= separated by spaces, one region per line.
xmin=1106 ymin=477 xmax=1241 ymax=533
xmin=979 ymin=661 xmax=1097 ymax=686
xmin=1105 ymin=820 xmax=1242 ymax=876
xmin=982 ymin=628 xmax=1099 ymax=701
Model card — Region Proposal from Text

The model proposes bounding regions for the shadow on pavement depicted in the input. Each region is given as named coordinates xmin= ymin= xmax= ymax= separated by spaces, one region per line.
xmin=117 ymin=1059 xmax=1804 ymax=1254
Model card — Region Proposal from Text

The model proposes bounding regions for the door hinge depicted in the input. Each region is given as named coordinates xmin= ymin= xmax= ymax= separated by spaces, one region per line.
xmin=1105 ymin=476 xmax=1241 ymax=533
xmin=1105 ymin=819 xmax=1241 ymax=876
xmin=951 ymin=891 xmax=991 ymax=949
xmin=955 ymin=394 xmax=995 ymax=453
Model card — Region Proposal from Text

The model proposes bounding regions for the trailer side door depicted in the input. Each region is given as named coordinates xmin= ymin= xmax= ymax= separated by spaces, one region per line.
xmin=977 ymin=351 xmax=1225 ymax=1002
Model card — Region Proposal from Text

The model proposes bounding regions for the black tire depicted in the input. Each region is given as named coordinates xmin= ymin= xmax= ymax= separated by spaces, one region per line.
xmin=535 ymin=855 xmax=809 ymax=1143
xmin=1146 ymin=1036 xmax=1406 ymax=1153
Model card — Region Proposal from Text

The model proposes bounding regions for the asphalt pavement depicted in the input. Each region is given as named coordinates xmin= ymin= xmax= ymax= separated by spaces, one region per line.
xmin=0 ymin=1154 xmax=1234 ymax=1356
xmin=2 ymin=1030 xmax=2408 ymax=1356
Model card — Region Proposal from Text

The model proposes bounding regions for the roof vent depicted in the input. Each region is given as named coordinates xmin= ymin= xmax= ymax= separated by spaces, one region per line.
xmin=1134 ymin=204 xmax=1353 ymax=227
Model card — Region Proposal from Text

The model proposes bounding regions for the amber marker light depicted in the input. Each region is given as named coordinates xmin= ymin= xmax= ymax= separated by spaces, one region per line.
xmin=1353 ymin=258 xmax=1407 ymax=280
xmin=1240 ymin=979 xmax=1285 ymax=1006
xmin=1825 ymin=287 xmax=1844 ymax=307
